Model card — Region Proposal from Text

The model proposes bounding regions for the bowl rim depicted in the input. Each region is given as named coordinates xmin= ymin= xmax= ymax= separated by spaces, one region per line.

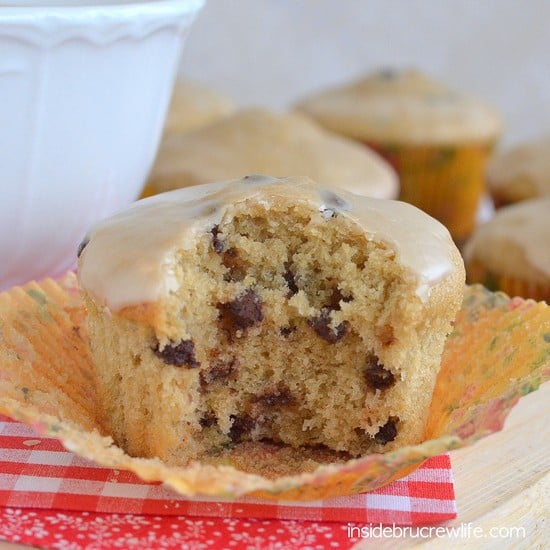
xmin=0 ymin=0 xmax=205 ymax=22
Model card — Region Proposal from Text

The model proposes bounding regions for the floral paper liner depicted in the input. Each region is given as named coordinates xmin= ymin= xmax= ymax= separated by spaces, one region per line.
xmin=365 ymin=142 xmax=493 ymax=244
xmin=0 ymin=273 xmax=548 ymax=501
xmin=466 ymin=258 xmax=550 ymax=303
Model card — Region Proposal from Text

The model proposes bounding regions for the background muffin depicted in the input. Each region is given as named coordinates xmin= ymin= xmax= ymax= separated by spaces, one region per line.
xmin=296 ymin=69 xmax=502 ymax=243
xmin=463 ymin=197 xmax=550 ymax=302
xmin=162 ymin=79 xmax=236 ymax=138
xmin=486 ymin=135 xmax=550 ymax=208
xmin=145 ymin=107 xmax=398 ymax=200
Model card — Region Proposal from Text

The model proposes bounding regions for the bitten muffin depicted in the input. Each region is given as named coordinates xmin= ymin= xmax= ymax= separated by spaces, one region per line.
xmin=486 ymin=136 xmax=550 ymax=208
xmin=464 ymin=197 xmax=550 ymax=302
xmin=144 ymin=107 xmax=398 ymax=200
xmin=296 ymin=69 xmax=502 ymax=243
xmin=162 ymin=79 xmax=236 ymax=138
xmin=78 ymin=175 xmax=464 ymax=466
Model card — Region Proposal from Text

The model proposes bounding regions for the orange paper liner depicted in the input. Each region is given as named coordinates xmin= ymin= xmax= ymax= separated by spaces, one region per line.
xmin=140 ymin=182 xmax=157 ymax=199
xmin=0 ymin=274 xmax=548 ymax=501
xmin=365 ymin=142 xmax=493 ymax=244
xmin=466 ymin=258 xmax=550 ymax=303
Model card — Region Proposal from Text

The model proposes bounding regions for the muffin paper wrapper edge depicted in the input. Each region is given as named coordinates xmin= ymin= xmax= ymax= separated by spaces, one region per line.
xmin=0 ymin=273 xmax=548 ymax=500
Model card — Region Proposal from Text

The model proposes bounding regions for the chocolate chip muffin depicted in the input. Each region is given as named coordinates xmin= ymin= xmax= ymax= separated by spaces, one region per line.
xmin=463 ymin=197 xmax=550 ymax=301
xmin=296 ymin=69 xmax=502 ymax=243
xmin=78 ymin=175 xmax=464 ymax=465
xmin=486 ymin=135 xmax=550 ymax=208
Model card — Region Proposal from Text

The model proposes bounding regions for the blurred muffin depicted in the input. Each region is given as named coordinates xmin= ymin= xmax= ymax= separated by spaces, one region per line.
xmin=463 ymin=197 xmax=550 ymax=302
xmin=145 ymin=107 xmax=398 ymax=199
xmin=296 ymin=69 xmax=502 ymax=243
xmin=163 ymin=79 xmax=236 ymax=138
xmin=487 ymin=135 xmax=550 ymax=208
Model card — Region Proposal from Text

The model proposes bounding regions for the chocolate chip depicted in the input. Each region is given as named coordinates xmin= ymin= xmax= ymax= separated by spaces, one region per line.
xmin=255 ymin=384 xmax=294 ymax=407
xmin=222 ymin=248 xmax=248 ymax=281
xmin=319 ymin=190 xmax=352 ymax=212
xmin=308 ymin=308 xmax=349 ymax=343
xmin=199 ymin=414 xmax=217 ymax=428
xmin=200 ymin=357 xmax=236 ymax=386
xmin=211 ymin=225 xmax=225 ymax=253
xmin=364 ymin=357 xmax=396 ymax=390
xmin=283 ymin=266 xmax=299 ymax=296
xmin=328 ymin=287 xmax=352 ymax=311
xmin=77 ymin=237 xmax=89 ymax=258
xmin=152 ymin=339 xmax=199 ymax=368
xmin=374 ymin=418 xmax=398 ymax=445
xmin=217 ymin=290 xmax=264 ymax=334
xmin=280 ymin=326 xmax=296 ymax=337
xmin=228 ymin=415 xmax=256 ymax=442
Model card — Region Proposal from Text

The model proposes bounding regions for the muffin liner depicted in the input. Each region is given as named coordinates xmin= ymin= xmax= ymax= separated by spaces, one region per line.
xmin=0 ymin=273 xmax=548 ymax=501
xmin=365 ymin=142 xmax=493 ymax=244
xmin=489 ymin=193 xmax=516 ymax=210
xmin=487 ymin=176 xmax=541 ymax=210
xmin=466 ymin=258 xmax=550 ymax=303
xmin=139 ymin=182 xmax=157 ymax=199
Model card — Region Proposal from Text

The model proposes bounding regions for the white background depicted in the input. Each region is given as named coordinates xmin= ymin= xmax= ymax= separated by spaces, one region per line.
xmin=180 ymin=0 xmax=550 ymax=147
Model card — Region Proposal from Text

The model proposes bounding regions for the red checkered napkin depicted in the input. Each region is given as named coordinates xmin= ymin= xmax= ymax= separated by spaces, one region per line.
xmin=0 ymin=415 xmax=456 ymax=526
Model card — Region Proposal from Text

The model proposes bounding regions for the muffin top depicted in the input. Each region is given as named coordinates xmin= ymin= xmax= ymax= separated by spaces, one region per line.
xmin=78 ymin=175 xmax=461 ymax=310
xmin=150 ymin=108 xmax=398 ymax=199
xmin=162 ymin=79 xmax=236 ymax=137
xmin=296 ymin=69 xmax=502 ymax=145
xmin=486 ymin=136 xmax=550 ymax=204
xmin=463 ymin=197 xmax=550 ymax=284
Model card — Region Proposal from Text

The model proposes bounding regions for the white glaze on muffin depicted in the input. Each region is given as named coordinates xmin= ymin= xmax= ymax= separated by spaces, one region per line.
xmin=80 ymin=175 xmax=459 ymax=311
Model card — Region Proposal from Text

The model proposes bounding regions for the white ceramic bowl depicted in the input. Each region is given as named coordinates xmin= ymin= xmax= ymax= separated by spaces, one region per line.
xmin=0 ymin=0 xmax=204 ymax=290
